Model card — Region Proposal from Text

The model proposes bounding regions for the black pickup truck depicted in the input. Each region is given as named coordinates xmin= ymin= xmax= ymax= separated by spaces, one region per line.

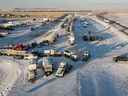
xmin=113 ymin=54 xmax=128 ymax=62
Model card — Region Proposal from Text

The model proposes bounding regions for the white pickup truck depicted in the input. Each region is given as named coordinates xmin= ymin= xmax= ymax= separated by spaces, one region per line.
xmin=55 ymin=61 xmax=72 ymax=77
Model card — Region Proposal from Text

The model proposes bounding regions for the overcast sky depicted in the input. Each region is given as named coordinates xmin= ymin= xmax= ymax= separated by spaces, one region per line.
xmin=0 ymin=0 xmax=128 ymax=9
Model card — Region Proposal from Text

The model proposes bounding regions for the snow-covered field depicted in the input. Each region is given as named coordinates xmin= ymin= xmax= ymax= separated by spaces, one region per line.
xmin=103 ymin=13 xmax=128 ymax=26
xmin=0 ymin=13 xmax=128 ymax=96
xmin=0 ymin=21 xmax=58 ymax=46
xmin=0 ymin=57 xmax=20 ymax=96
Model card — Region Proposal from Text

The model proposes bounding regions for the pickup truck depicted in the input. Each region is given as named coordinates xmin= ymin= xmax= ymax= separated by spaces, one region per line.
xmin=64 ymin=50 xmax=78 ymax=61
xmin=113 ymin=54 xmax=128 ymax=62
xmin=55 ymin=61 xmax=72 ymax=77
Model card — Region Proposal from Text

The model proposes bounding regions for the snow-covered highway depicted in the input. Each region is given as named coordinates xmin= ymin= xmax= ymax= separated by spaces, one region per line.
xmin=0 ymin=13 xmax=128 ymax=96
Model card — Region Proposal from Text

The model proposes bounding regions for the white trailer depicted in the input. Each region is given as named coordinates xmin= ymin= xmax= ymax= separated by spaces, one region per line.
xmin=42 ymin=57 xmax=53 ymax=76
xmin=27 ymin=71 xmax=35 ymax=81
xmin=27 ymin=64 xmax=37 ymax=81
xmin=28 ymin=64 xmax=37 ymax=71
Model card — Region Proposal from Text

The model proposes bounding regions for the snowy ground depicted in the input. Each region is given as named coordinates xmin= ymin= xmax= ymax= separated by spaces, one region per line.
xmin=0 ymin=21 xmax=59 ymax=46
xmin=104 ymin=13 xmax=128 ymax=26
xmin=0 ymin=13 xmax=128 ymax=96
xmin=0 ymin=57 xmax=20 ymax=96
xmin=76 ymin=15 xmax=128 ymax=96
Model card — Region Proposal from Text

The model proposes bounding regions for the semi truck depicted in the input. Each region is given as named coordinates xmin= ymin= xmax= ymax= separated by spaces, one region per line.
xmin=64 ymin=49 xmax=90 ymax=61
xmin=27 ymin=64 xmax=37 ymax=81
xmin=38 ymin=32 xmax=58 ymax=44
xmin=0 ymin=49 xmax=26 ymax=56
xmin=64 ymin=50 xmax=78 ymax=61
xmin=0 ymin=49 xmax=37 ymax=60
xmin=43 ymin=49 xmax=62 ymax=56
xmin=42 ymin=57 xmax=53 ymax=76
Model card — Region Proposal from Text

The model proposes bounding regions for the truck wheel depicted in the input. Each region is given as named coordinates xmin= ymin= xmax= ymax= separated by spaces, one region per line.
xmin=115 ymin=59 xmax=118 ymax=62
xmin=113 ymin=58 xmax=118 ymax=62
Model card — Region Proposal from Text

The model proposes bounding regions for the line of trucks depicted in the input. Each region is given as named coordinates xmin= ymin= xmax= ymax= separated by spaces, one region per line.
xmin=33 ymin=49 xmax=90 ymax=61
xmin=0 ymin=41 xmax=90 ymax=61
xmin=29 ymin=14 xmax=75 ymax=46
xmin=0 ymin=30 xmax=76 ymax=59
xmin=28 ymin=57 xmax=73 ymax=81
xmin=34 ymin=26 xmax=75 ymax=46
xmin=38 ymin=32 xmax=59 ymax=44
xmin=0 ymin=48 xmax=73 ymax=81
xmin=27 ymin=49 xmax=90 ymax=81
